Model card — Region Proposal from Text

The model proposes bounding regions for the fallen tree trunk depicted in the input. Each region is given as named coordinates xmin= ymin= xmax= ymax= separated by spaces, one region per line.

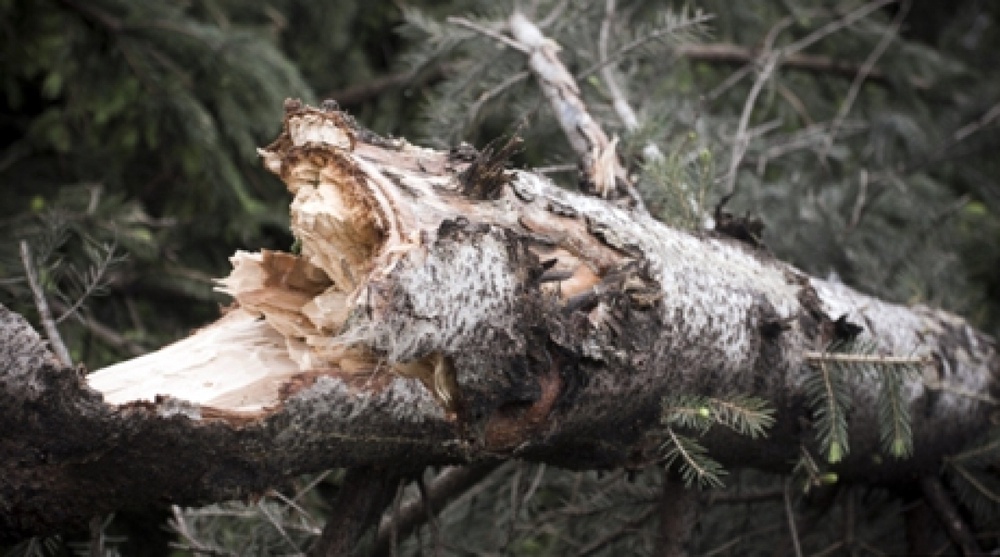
xmin=1 ymin=101 xmax=996 ymax=540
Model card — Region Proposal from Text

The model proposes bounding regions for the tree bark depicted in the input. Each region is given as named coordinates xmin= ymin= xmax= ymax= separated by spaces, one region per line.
xmin=1 ymin=102 xmax=997 ymax=540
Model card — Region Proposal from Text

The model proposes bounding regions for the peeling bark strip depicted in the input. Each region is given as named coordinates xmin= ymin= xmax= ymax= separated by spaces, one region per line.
xmin=2 ymin=102 xmax=998 ymax=539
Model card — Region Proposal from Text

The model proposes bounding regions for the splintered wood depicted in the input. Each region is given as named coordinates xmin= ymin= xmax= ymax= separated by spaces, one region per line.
xmin=88 ymin=101 xmax=604 ymax=414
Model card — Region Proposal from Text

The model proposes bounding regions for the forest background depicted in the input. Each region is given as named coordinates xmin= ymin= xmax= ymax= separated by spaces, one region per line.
xmin=2 ymin=0 xmax=1000 ymax=555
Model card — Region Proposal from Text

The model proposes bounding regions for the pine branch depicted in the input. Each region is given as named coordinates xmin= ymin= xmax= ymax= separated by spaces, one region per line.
xmin=707 ymin=395 xmax=775 ymax=439
xmin=662 ymin=394 xmax=714 ymax=432
xmin=662 ymin=428 xmax=726 ymax=488
xmin=662 ymin=394 xmax=775 ymax=439
xmin=54 ymin=240 xmax=125 ymax=325
xmin=722 ymin=0 xmax=899 ymax=195
xmin=876 ymin=360 xmax=917 ymax=458
xmin=805 ymin=358 xmax=850 ymax=463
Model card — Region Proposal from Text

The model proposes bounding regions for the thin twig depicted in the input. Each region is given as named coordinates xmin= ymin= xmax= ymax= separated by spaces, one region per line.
xmin=258 ymin=500 xmax=301 ymax=554
xmin=447 ymin=16 xmax=528 ymax=53
xmin=522 ymin=463 xmax=546 ymax=505
xmin=390 ymin=479 xmax=404 ymax=557
xmin=266 ymin=489 xmax=321 ymax=533
xmin=504 ymin=461 xmax=524 ymax=552
xmin=680 ymin=43 xmax=928 ymax=90
xmin=843 ymin=486 xmax=855 ymax=553
xmin=946 ymin=463 xmax=1000 ymax=504
xmin=784 ymin=478 xmax=804 ymax=557
xmin=372 ymin=461 xmax=505 ymax=556
xmin=534 ymin=163 xmax=577 ymax=174
xmin=699 ymin=524 xmax=784 ymax=557
xmin=50 ymin=298 xmax=147 ymax=357
xmin=723 ymin=53 xmax=778 ymax=196
xmin=811 ymin=541 xmax=846 ymax=557
xmin=20 ymin=240 xmax=73 ymax=367
xmin=169 ymin=506 xmax=238 ymax=557
xmin=416 ymin=473 xmax=442 ymax=557
xmin=574 ymin=506 xmax=659 ymax=557
xmin=705 ymin=488 xmax=784 ymax=504
xmin=784 ymin=0 xmax=897 ymax=56
xmin=88 ymin=515 xmax=105 ymax=557
xmin=920 ymin=476 xmax=983 ymax=556
xmin=54 ymin=241 xmax=122 ymax=325
xmin=844 ymin=169 xmax=869 ymax=236
xmin=324 ymin=64 xmax=452 ymax=107
xmin=599 ymin=0 xmax=664 ymax=168
xmin=576 ymin=11 xmax=715 ymax=82
xmin=866 ymin=99 xmax=1000 ymax=191
xmin=723 ymin=0 xmax=897 ymax=195
xmin=820 ymin=0 xmax=909 ymax=161
xmin=536 ymin=0 xmax=569 ymax=29
xmin=467 ymin=70 xmax=531 ymax=130
xmin=293 ymin=470 xmax=332 ymax=504
xmin=804 ymin=352 xmax=931 ymax=366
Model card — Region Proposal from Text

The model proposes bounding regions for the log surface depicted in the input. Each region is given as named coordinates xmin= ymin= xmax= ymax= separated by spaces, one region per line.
xmin=1 ymin=103 xmax=996 ymax=540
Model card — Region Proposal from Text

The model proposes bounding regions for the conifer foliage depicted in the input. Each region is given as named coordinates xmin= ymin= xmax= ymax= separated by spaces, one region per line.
xmin=3 ymin=0 xmax=1000 ymax=555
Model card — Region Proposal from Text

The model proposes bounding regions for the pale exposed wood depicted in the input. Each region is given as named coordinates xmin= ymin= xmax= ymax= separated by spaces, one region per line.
xmin=88 ymin=308 xmax=299 ymax=412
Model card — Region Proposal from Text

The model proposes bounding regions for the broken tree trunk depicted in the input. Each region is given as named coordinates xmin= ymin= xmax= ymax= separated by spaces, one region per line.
xmin=1 ymin=101 xmax=997 ymax=540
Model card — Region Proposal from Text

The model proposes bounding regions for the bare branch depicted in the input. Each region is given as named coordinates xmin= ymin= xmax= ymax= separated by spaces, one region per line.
xmin=783 ymin=478 xmax=804 ymax=557
xmin=308 ymin=467 xmax=403 ymax=557
xmin=722 ymin=0 xmax=898 ymax=195
xmin=820 ymin=0 xmax=909 ymax=161
xmin=446 ymin=16 xmax=527 ymax=53
xmin=19 ymin=240 xmax=72 ymax=367
xmin=920 ymin=476 xmax=982 ymax=556
xmin=325 ymin=64 xmax=452 ymax=108
xmin=679 ymin=43 xmax=927 ymax=89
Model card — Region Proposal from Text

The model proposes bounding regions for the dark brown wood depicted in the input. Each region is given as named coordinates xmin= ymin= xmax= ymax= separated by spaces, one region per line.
xmin=372 ymin=462 xmax=501 ymax=556
xmin=920 ymin=476 xmax=982 ymax=556
xmin=308 ymin=467 xmax=402 ymax=557
xmin=653 ymin=478 xmax=698 ymax=557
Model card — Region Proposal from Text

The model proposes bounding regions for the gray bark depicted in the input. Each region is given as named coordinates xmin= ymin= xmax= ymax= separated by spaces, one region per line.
xmin=1 ymin=103 xmax=996 ymax=540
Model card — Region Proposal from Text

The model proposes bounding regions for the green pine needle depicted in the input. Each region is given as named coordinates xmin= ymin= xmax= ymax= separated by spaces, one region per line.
xmin=662 ymin=394 xmax=775 ymax=438
xmin=661 ymin=427 xmax=727 ymax=488
xmin=805 ymin=338 xmax=921 ymax=463
xmin=804 ymin=358 xmax=851 ymax=464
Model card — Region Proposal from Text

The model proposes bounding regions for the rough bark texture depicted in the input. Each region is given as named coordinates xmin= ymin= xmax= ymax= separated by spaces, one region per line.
xmin=1 ymin=102 xmax=997 ymax=540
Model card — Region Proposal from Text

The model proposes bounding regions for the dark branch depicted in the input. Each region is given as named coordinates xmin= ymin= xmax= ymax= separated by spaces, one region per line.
xmin=308 ymin=467 xmax=404 ymax=557
xmin=920 ymin=476 xmax=982 ymax=557
xmin=372 ymin=462 xmax=501 ymax=556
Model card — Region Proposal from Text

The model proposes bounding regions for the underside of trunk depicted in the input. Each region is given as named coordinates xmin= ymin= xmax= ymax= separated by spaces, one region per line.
xmin=2 ymin=102 xmax=997 ymax=540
